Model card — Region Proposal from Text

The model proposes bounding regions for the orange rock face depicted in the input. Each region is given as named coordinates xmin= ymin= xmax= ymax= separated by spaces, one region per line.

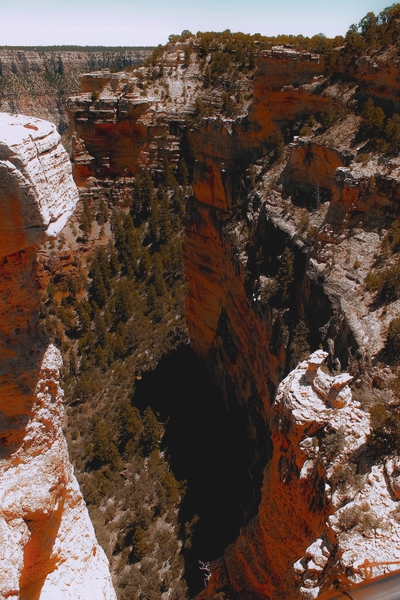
xmin=0 ymin=114 xmax=116 ymax=600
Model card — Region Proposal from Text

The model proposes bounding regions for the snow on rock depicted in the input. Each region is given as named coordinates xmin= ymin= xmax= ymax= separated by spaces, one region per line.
xmin=0 ymin=113 xmax=78 ymax=257
xmin=0 ymin=114 xmax=116 ymax=600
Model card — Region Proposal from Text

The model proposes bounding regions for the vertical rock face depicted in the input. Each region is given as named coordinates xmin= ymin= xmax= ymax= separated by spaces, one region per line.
xmin=183 ymin=49 xmax=400 ymax=598
xmin=198 ymin=351 xmax=400 ymax=599
xmin=0 ymin=114 xmax=116 ymax=600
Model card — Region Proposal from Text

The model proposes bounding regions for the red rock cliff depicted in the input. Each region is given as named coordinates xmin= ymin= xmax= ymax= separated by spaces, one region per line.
xmin=0 ymin=114 xmax=116 ymax=600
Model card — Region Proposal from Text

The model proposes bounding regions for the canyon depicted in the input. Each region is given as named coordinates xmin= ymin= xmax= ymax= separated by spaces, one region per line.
xmin=0 ymin=113 xmax=116 ymax=599
xmin=0 ymin=47 xmax=152 ymax=150
xmin=3 ymin=12 xmax=400 ymax=600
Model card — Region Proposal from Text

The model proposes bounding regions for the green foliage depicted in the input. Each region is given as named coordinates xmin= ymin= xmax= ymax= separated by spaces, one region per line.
xmin=278 ymin=247 xmax=294 ymax=303
xmin=142 ymin=407 xmax=162 ymax=454
xmin=289 ymin=320 xmax=310 ymax=366
xmin=359 ymin=99 xmax=400 ymax=154
xmin=221 ymin=91 xmax=233 ymax=116
xmin=368 ymin=402 xmax=400 ymax=453
xmin=386 ymin=317 xmax=400 ymax=359
xmin=385 ymin=113 xmax=400 ymax=152
xmin=338 ymin=503 xmax=381 ymax=532
xmin=321 ymin=99 xmax=339 ymax=130
xmin=97 ymin=197 xmax=108 ymax=225
xmin=385 ymin=220 xmax=400 ymax=253
xmin=361 ymin=99 xmax=385 ymax=137
xmin=344 ymin=4 xmax=400 ymax=55
xmin=79 ymin=197 xmax=94 ymax=239
xmin=194 ymin=96 xmax=206 ymax=116
xmin=45 ymin=123 xmax=189 ymax=600
xmin=267 ymin=129 xmax=285 ymax=162
xmin=131 ymin=526 xmax=148 ymax=562
xmin=322 ymin=426 xmax=345 ymax=457
xmin=365 ymin=263 xmax=400 ymax=302
xmin=90 ymin=418 xmax=121 ymax=469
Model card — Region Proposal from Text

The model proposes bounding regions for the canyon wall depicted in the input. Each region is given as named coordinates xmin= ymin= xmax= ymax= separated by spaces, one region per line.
xmin=66 ymin=39 xmax=400 ymax=598
xmin=0 ymin=113 xmax=116 ymax=600
xmin=0 ymin=48 xmax=152 ymax=140
xmin=184 ymin=50 xmax=400 ymax=598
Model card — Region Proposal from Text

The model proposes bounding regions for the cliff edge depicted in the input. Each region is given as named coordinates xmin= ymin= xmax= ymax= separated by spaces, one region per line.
xmin=0 ymin=113 xmax=116 ymax=600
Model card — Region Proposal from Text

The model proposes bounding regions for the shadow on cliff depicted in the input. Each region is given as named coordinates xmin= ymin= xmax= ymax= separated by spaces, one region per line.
xmin=0 ymin=249 xmax=50 ymax=461
xmin=132 ymin=344 xmax=255 ymax=596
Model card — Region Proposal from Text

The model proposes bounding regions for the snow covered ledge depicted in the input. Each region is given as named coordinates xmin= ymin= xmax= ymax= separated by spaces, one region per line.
xmin=0 ymin=114 xmax=116 ymax=600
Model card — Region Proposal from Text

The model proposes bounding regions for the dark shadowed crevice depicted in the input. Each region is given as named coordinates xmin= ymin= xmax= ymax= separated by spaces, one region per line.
xmin=132 ymin=343 xmax=254 ymax=597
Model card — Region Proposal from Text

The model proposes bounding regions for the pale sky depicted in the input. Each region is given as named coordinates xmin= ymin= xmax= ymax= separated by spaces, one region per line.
xmin=0 ymin=0 xmax=393 ymax=47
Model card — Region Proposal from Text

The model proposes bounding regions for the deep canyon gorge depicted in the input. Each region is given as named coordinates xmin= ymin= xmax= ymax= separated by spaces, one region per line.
xmin=3 ymin=6 xmax=400 ymax=599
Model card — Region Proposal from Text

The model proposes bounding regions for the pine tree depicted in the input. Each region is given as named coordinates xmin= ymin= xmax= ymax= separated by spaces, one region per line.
xmin=386 ymin=114 xmax=400 ymax=152
xmin=178 ymin=158 xmax=189 ymax=187
xmin=142 ymin=407 xmax=162 ymax=454
xmin=91 ymin=418 xmax=120 ymax=469
xmin=278 ymin=247 xmax=294 ymax=303
xmin=79 ymin=197 xmax=93 ymax=238
xmin=132 ymin=526 xmax=148 ymax=562
xmin=97 ymin=197 xmax=108 ymax=224
xmin=290 ymin=320 xmax=310 ymax=367
xmin=160 ymin=191 xmax=173 ymax=242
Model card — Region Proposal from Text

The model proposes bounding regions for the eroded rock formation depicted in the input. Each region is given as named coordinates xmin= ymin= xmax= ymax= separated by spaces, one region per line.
xmin=65 ymin=37 xmax=400 ymax=598
xmin=0 ymin=113 xmax=116 ymax=600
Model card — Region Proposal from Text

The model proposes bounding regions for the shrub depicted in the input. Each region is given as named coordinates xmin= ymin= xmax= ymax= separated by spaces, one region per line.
xmin=141 ymin=407 xmax=162 ymax=454
xmin=330 ymin=462 xmax=364 ymax=492
xmin=299 ymin=125 xmax=312 ymax=136
xmin=79 ymin=197 xmax=94 ymax=238
xmin=365 ymin=263 xmax=400 ymax=302
xmin=385 ymin=220 xmax=400 ymax=253
xmin=91 ymin=418 xmax=121 ymax=469
xmin=323 ymin=426 xmax=345 ymax=457
xmin=367 ymin=402 xmax=400 ymax=453
xmin=386 ymin=317 xmax=400 ymax=360
xmin=338 ymin=503 xmax=381 ymax=532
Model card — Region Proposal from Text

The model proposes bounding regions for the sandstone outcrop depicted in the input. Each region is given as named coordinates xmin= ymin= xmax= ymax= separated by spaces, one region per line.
xmin=0 ymin=113 xmax=116 ymax=600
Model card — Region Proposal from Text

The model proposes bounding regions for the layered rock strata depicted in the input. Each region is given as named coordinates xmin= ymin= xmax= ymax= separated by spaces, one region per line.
xmin=0 ymin=49 xmax=152 ymax=130
xmin=0 ymin=113 xmax=116 ymax=600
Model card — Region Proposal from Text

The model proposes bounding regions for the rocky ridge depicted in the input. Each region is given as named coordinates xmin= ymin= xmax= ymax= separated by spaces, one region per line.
xmin=0 ymin=113 xmax=116 ymax=600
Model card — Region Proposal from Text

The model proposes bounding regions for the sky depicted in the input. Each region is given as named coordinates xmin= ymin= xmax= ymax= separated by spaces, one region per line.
xmin=0 ymin=0 xmax=394 ymax=47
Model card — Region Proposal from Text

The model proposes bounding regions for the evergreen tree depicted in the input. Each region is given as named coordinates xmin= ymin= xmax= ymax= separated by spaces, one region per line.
xmin=132 ymin=526 xmax=148 ymax=562
xmin=91 ymin=418 xmax=120 ymax=468
xmin=142 ymin=407 xmax=162 ymax=454
xmin=386 ymin=114 xmax=400 ymax=152
xmin=290 ymin=320 xmax=310 ymax=367
xmin=160 ymin=191 xmax=173 ymax=242
xmin=278 ymin=247 xmax=294 ymax=303
xmin=97 ymin=197 xmax=108 ymax=224
xmin=79 ymin=197 xmax=93 ymax=238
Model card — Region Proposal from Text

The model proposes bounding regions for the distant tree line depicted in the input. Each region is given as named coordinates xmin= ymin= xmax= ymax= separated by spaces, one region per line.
xmin=0 ymin=45 xmax=155 ymax=52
